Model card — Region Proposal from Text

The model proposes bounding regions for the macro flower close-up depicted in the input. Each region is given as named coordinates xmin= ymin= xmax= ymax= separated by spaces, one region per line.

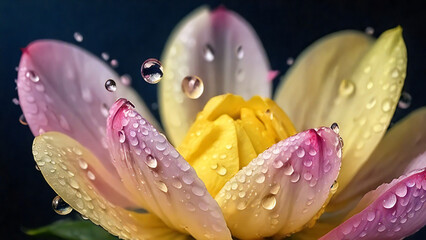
xmin=1 ymin=1 xmax=425 ymax=240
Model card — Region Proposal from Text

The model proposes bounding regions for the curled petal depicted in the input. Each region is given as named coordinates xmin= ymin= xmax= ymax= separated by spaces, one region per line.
xmin=17 ymin=40 xmax=158 ymax=178
xmin=215 ymin=127 xmax=342 ymax=239
xmin=106 ymin=99 xmax=231 ymax=240
xmin=320 ymin=170 xmax=426 ymax=240
xmin=33 ymin=132 xmax=189 ymax=240
xmin=160 ymin=6 xmax=272 ymax=145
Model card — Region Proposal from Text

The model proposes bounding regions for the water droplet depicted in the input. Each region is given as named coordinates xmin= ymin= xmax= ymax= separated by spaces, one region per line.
xmin=35 ymin=165 xmax=40 ymax=171
xmin=81 ymin=215 xmax=89 ymax=220
xmin=255 ymin=174 xmax=265 ymax=184
xmin=365 ymin=26 xmax=374 ymax=35
xmin=391 ymin=68 xmax=399 ymax=78
xmin=286 ymin=57 xmax=294 ymax=66
xmin=290 ymin=173 xmax=300 ymax=183
xmin=216 ymin=166 xmax=227 ymax=176
xmin=145 ymin=155 xmax=158 ymax=169
xmin=73 ymin=32 xmax=83 ymax=42
xmin=156 ymin=181 xmax=168 ymax=193
xmin=25 ymin=70 xmax=39 ymax=82
xmin=382 ymin=193 xmax=397 ymax=209
xmin=296 ymin=148 xmax=305 ymax=158
xmin=101 ymin=103 xmax=109 ymax=117
xmin=283 ymin=164 xmax=294 ymax=175
xmin=331 ymin=123 xmax=339 ymax=134
xmin=203 ymin=44 xmax=215 ymax=62
xmin=120 ymin=74 xmax=132 ymax=86
xmin=236 ymin=46 xmax=244 ymax=59
xmin=141 ymin=58 xmax=163 ymax=84
xmin=270 ymin=184 xmax=280 ymax=195
xmin=339 ymin=79 xmax=355 ymax=96
xmin=105 ymin=79 xmax=117 ymax=92
xmin=52 ymin=195 xmax=72 ymax=215
xmin=382 ymin=99 xmax=392 ymax=112
xmin=110 ymin=59 xmax=119 ymax=68
xmin=19 ymin=114 xmax=27 ymax=125
xmin=398 ymin=91 xmax=412 ymax=109
xmin=261 ymin=194 xmax=276 ymax=210
xmin=118 ymin=130 xmax=126 ymax=143
xmin=366 ymin=97 xmax=376 ymax=109
xmin=181 ymin=76 xmax=204 ymax=99
xmin=12 ymin=98 xmax=19 ymax=105
xmin=101 ymin=52 xmax=109 ymax=61
xmin=237 ymin=201 xmax=247 ymax=210
xmin=330 ymin=180 xmax=338 ymax=193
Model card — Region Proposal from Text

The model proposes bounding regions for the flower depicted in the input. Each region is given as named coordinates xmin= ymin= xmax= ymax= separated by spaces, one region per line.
xmin=16 ymin=6 xmax=425 ymax=240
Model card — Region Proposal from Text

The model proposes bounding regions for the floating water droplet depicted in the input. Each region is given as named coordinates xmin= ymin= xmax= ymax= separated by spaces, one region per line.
xmin=286 ymin=57 xmax=294 ymax=66
xmin=25 ymin=70 xmax=39 ymax=82
xmin=52 ymin=195 xmax=72 ymax=215
xmin=110 ymin=59 xmax=119 ymax=68
xmin=339 ymin=79 xmax=355 ymax=96
xmin=73 ymin=32 xmax=83 ymax=42
xmin=365 ymin=26 xmax=374 ymax=35
xmin=331 ymin=123 xmax=339 ymax=134
xmin=141 ymin=58 xmax=163 ymax=84
xmin=181 ymin=76 xmax=204 ymax=99
xmin=398 ymin=91 xmax=412 ymax=109
xmin=236 ymin=46 xmax=244 ymax=59
xmin=145 ymin=155 xmax=158 ymax=169
xmin=203 ymin=44 xmax=215 ymax=62
xmin=261 ymin=194 xmax=276 ymax=210
xmin=19 ymin=114 xmax=28 ymax=125
xmin=12 ymin=98 xmax=19 ymax=105
xmin=101 ymin=52 xmax=109 ymax=61
xmin=105 ymin=79 xmax=116 ymax=92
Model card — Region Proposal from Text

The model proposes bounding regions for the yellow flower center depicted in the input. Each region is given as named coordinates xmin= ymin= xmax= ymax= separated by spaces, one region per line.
xmin=177 ymin=94 xmax=297 ymax=197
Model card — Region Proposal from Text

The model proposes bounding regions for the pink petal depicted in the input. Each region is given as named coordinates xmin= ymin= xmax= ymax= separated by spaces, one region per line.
xmin=215 ymin=127 xmax=342 ymax=239
xmin=106 ymin=98 xmax=231 ymax=240
xmin=160 ymin=6 xmax=272 ymax=144
xmin=320 ymin=169 xmax=426 ymax=240
xmin=267 ymin=70 xmax=280 ymax=82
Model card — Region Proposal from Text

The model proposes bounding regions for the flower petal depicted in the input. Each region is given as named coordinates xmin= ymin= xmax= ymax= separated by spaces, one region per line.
xmin=331 ymin=107 xmax=426 ymax=210
xmin=106 ymin=99 xmax=231 ymax=240
xmin=160 ymin=6 xmax=272 ymax=145
xmin=215 ymin=127 xmax=342 ymax=239
xmin=33 ymin=132 xmax=189 ymax=240
xmin=320 ymin=169 xmax=426 ymax=240
xmin=275 ymin=27 xmax=407 ymax=194
xmin=17 ymin=40 xmax=158 ymax=176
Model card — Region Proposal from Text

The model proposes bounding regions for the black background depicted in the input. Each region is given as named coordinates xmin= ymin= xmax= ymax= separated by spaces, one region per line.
xmin=0 ymin=0 xmax=425 ymax=239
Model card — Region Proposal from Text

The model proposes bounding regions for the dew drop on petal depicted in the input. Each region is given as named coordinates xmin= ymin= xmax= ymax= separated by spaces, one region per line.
xmin=382 ymin=193 xmax=397 ymax=209
xmin=25 ymin=70 xmax=39 ymax=82
xmin=19 ymin=114 xmax=28 ymax=125
xmin=73 ymin=32 xmax=83 ymax=42
xmin=101 ymin=52 xmax=110 ymax=61
xmin=261 ymin=194 xmax=276 ymax=210
xmin=81 ymin=215 xmax=89 ymax=220
xmin=118 ymin=130 xmax=126 ymax=143
xmin=120 ymin=74 xmax=132 ymax=86
xmin=331 ymin=122 xmax=339 ymax=134
xmin=181 ymin=76 xmax=204 ymax=99
xmin=110 ymin=59 xmax=119 ymax=68
xmin=398 ymin=91 xmax=412 ymax=109
xmin=141 ymin=58 xmax=163 ymax=84
xmin=330 ymin=180 xmax=339 ymax=193
xmin=339 ymin=79 xmax=355 ymax=96
xmin=236 ymin=45 xmax=244 ymax=60
xmin=52 ymin=195 xmax=72 ymax=215
xmin=203 ymin=44 xmax=215 ymax=62
xmin=145 ymin=154 xmax=158 ymax=169
xmin=105 ymin=79 xmax=117 ymax=92
xmin=365 ymin=26 xmax=374 ymax=35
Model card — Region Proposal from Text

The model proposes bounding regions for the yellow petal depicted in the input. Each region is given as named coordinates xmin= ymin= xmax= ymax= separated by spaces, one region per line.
xmin=33 ymin=131 xmax=189 ymax=240
xmin=275 ymin=27 xmax=407 ymax=195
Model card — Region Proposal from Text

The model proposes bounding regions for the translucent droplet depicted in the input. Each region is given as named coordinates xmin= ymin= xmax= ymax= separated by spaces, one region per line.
xmin=35 ymin=165 xmax=40 ymax=171
xmin=203 ymin=44 xmax=215 ymax=62
xmin=19 ymin=114 xmax=28 ymax=125
xmin=330 ymin=180 xmax=339 ymax=193
xmin=145 ymin=154 xmax=158 ymax=169
xmin=105 ymin=79 xmax=117 ymax=92
xmin=141 ymin=58 xmax=163 ymax=84
xmin=81 ymin=215 xmax=89 ymax=220
xmin=339 ymin=79 xmax=355 ymax=96
xmin=52 ymin=195 xmax=72 ymax=215
xmin=101 ymin=52 xmax=110 ymax=61
xmin=398 ymin=91 xmax=412 ymax=109
xmin=382 ymin=193 xmax=397 ymax=209
xmin=25 ymin=70 xmax=39 ymax=82
xmin=236 ymin=46 xmax=244 ymax=60
xmin=365 ymin=26 xmax=374 ymax=35
xmin=261 ymin=194 xmax=277 ymax=210
xmin=286 ymin=57 xmax=294 ymax=66
xmin=382 ymin=99 xmax=392 ymax=112
xmin=110 ymin=59 xmax=119 ymax=68
xmin=120 ymin=74 xmax=132 ymax=86
xmin=12 ymin=98 xmax=20 ymax=105
xmin=216 ymin=166 xmax=227 ymax=176
xmin=156 ymin=181 xmax=168 ymax=193
xmin=331 ymin=123 xmax=339 ymax=134
xmin=73 ymin=32 xmax=83 ymax=42
xmin=181 ymin=76 xmax=204 ymax=99
xmin=118 ymin=130 xmax=126 ymax=143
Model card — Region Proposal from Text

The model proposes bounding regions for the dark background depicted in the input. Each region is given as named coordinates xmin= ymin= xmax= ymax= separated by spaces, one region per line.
xmin=0 ymin=0 xmax=425 ymax=239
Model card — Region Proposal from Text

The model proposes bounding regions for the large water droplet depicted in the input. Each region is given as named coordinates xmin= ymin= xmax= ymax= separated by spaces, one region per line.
xmin=331 ymin=122 xmax=339 ymax=134
xmin=398 ymin=91 xmax=412 ymax=109
xmin=339 ymin=79 xmax=355 ymax=96
xmin=382 ymin=193 xmax=397 ymax=209
xmin=236 ymin=46 xmax=244 ymax=59
xmin=105 ymin=79 xmax=116 ymax=92
xmin=261 ymin=194 xmax=276 ymax=210
xmin=203 ymin=44 xmax=215 ymax=62
xmin=145 ymin=154 xmax=158 ymax=169
xmin=181 ymin=76 xmax=204 ymax=99
xmin=141 ymin=58 xmax=163 ymax=84
xmin=19 ymin=114 xmax=28 ymax=125
xmin=25 ymin=70 xmax=39 ymax=82
xmin=73 ymin=32 xmax=83 ymax=42
xmin=52 ymin=195 xmax=72 ymax=215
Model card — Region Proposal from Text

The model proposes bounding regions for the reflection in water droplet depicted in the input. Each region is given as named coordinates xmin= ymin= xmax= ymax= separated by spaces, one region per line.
xmin=331 ymin=123 xmax=339 ymax=134
xmin=120 ymin=74 xmax=132 ymax=86
xmin=105 ymin=79 xmax=117 ymax=92
xmin=141 ymin=58 xmax=163 ymax=84
xmin=110 ymin=59 xmax=119 ymax=68
xmin=19 ymin=114 xmax=28 ymax=125
xmin=25 ymin=70 xmax=40 ymax=82
xmin=52 ymin=195 xmax=72 ymax=215
xmin=101 ymin=52 xmax=110 ymax=61
xmin=398 ymin=91 xmax=412 ymax=109
xmin=365 ymin=26 xmax=374 ymax=35
xmin=203 ymin=44 xmax=215 ymax=62
xmin=339 ymin=79 xmax=355 ymax=96
xmin=181 ymin=76 xmax=204 ymax=99
xmin=262 ymin=194 xmax=277 ymax=210
xmin=73 ymin=32 xmax=83 ymax=42
xmin=236 ymin=46 xmax=244 ymax=59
